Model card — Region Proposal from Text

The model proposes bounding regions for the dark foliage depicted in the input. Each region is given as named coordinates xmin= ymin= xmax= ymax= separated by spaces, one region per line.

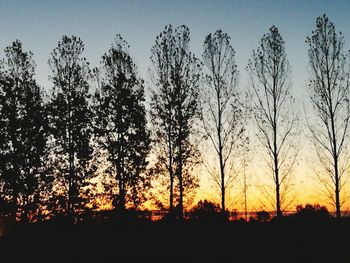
xmin=0 ymin=40 xmax=49 ymax=222
xmin=189 ymin=199 xmax=227 ymax=221
xmin=48 ymin=35 xmax=95 ymax=221
xmin=94 ymin=35 xmax=150 ymax=212
xmin=294 ymin=203 xmax=330 ymax=221
xmin=0 ymin=219 xmax=349 ymax=263
xmin=256 ymin=210 xmax=271 ymax=222
xmin=149 ymin=24 xmax=201 ymax=217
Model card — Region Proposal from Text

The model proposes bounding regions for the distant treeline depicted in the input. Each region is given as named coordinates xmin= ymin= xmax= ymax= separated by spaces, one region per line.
xmin=0 ymin=14 xmax=349 ymax=222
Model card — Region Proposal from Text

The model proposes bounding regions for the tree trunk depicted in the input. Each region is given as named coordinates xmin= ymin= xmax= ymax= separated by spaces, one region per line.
xmin=275 ymin=173 xmax=282 ymax=217
xmin=67 ymin=84 xmax=75 ymax=223
xmin=331 ymin=122 xmax=341 ymax=219
xmin=12 ymin=189 xmax=17 ymax=223
xmin=274 ymin=140 xmax=281 ymax=217
xmin=119 ymin=179 xmax=126 ymax=213
xmin=335 ymin=169 xmax=341 ymax=219
xmin=213 ymin=75 xmax=226 ymax=217
xmin=217 ymin=85 xmax=225 ymax=214
xmin=177 ymin=106 xmax=184 ymax=219
xmin=177 ymin=101 xmax=184 ymax=219
xmin=116 ymin=157 xmax=126 ymax=213
xmin=167 ymin=123 xmax=174 ymax=215
xmin=169 ymin=174 xmax=174 ymax=214
xmin=326 ymin=53 xmax=341 ymax=219
xmin=219 ymin=154 xmax=225 ymax=214
xmin=243 ymin=165 xmax=248 ymax=221
xmin=332 ymin=119 xmax=341 ymax=219
xmin=178 ymin=145 xmax=184 ymax=219
xmin=68 ymin=139 xmax=74 ymax=223
xmin=273 ymin=70 xmax=282 ymax=218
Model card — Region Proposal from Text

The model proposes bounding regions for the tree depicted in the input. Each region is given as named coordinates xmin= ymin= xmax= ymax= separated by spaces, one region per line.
xmin=201 ymin=30 xmax=246 ymax=213
xmin=94 ymin=35 xmax=150 ymax=213
xmin=150 ymin=25 xmax=201 ymax=218
xmin=0 ymin=40 xmax=48 ymax=222
xmin=247 ymin=26 xmax=298 ymax=217
xmin=48 ymin=35 xmax=94 ymax=221
xmin=256 ymin=210 xmax=270 ymax=222
xmin=241 ymin=148 xmax=251 ymax=221
xmin=295 ymin=203 xmax=330 ymax=221
xmin=189 ymin=199 xmax=221 ymax=221
xmin=306 ymin=14 xmax=350 ymax=219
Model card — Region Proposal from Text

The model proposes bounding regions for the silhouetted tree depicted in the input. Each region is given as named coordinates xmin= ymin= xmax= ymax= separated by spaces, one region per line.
xmin=94 ymin=35 xmax=150 ymax=213
xmin=201 ymin=30 xmax=246 ymax=213
xmin=0 ymin=196 xmax=11 ymax=217
xmin=189 ymin=199 xmax=221 ymax=221
xmin=256 ymin=210 xmax=270 ymax=222
xmin=295 ymin=203 xmax=330 ymax=221
xmin=247 ymin=26 xmax=298 ymax=217
xmin=0 ymin=40 xmax=48 ymax=222
xmin=306 ymin=15 xmax=350 ymax=219
xmin=150 ymin=25 xmax=201 ymax=218
xmin=48 ymin=35 xmax=94 ymax=222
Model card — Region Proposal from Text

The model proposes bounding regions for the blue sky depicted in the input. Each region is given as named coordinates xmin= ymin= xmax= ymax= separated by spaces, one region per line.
xmin=0 ymin=0 xmax=350 ymax=95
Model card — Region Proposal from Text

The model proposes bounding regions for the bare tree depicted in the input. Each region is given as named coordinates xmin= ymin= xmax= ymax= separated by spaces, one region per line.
xmin=201 ymin=30 xmax=245 ymax=214
xmin=247 ymin=26 xmax=298 ymax=217
xmin=150 ymin=25 xmax=201 ymax=218
xmin=306 ymin=14 xmax=350 ymax=219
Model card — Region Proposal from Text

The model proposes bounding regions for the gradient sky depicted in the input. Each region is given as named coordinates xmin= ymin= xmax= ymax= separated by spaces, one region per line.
xmin=1 ymin=0 xmax=350 ymax=212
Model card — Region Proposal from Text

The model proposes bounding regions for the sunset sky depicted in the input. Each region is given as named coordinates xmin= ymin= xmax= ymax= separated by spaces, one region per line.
xmin=1 ymin=0 xmax=350 ymax=212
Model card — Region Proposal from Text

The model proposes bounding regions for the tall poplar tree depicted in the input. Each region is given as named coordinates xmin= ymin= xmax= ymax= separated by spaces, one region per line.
xmin=150 ymin=25 xmax=201 ymax=218
xmin=247 ymin=26 xmax=298 ymax=217
xmin=0 ymin=40 xmax=48 ymax=221
xmin=48 ymin=35 xmax=93 ymax=221
xmin=306 ymin=15 xmax=350 ymax=219
xmin=201 ymin=30 xmax=246 ymax=214
xmin=94 ymin=35 xmax=150 ymax=212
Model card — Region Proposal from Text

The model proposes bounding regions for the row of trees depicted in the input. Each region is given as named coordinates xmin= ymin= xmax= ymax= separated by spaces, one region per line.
xmin=0 ymin=36 xmax=151 ymax=222
xmin=0 ymin=14 xmax=349 ymax=222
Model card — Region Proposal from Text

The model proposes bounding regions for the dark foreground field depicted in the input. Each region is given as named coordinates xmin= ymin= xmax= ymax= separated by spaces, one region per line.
xmin=0 ymin=219 xmax=349 ymax=263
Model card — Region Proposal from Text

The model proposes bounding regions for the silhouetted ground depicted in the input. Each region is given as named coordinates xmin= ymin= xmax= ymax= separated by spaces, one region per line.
xmin=0 ymin=218 xmax=349 ymax=263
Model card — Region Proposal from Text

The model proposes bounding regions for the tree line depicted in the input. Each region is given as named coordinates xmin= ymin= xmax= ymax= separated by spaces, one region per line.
xmin=0 ymin=14 xmax=349 ymax=222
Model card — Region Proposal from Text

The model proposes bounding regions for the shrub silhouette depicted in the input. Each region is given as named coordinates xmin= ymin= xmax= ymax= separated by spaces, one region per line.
xmin=189 ymin=200 xmax=223 ymax=221
xmin=256 ymin=210 xmax=270 ymax=222
xmin=0 ymin=198 xmax=11 ymax=217
xmin=294 ymin=203 xmax=330 ymax=221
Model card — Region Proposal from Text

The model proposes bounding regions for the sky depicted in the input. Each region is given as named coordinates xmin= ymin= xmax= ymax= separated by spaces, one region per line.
xmin=1 ymin=0 xmax=350 ymax=212
xmin=1 ymin=0 xmax=350 ymax=90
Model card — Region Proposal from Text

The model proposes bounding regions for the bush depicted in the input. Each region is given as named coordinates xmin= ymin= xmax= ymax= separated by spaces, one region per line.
xmin=189 ymin=200 xmax=225 ymax=221
xmin=294 ymin=203 xmax=330 ymax=221
xmin=0 ymin=198 xmax=12 ymax=217
xmin=256 ymin=210 xmax=270 ymax=222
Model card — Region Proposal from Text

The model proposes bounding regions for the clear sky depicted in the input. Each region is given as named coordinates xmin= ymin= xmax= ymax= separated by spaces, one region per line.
xmin=1 ymin=0 xmax=350 ymax=212
xmin=1 ymin=0 xmax=350 ymax=91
